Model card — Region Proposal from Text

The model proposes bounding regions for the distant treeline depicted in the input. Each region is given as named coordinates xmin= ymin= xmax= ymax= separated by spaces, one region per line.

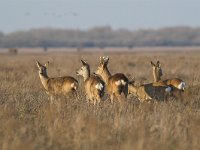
xmin=0 ymin=26 xmax=200 ymax=48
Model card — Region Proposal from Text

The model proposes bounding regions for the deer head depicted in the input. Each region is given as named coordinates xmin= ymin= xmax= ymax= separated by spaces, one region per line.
xmin=95 ymin=56 xmax=109 ymax=76
xmin=151 ymin=60 xmax=163 ymax=82
xmin=76 ymin=60 xmax=90 ymax=80
xmin=36 ymin=61 xmax=49 ymax=77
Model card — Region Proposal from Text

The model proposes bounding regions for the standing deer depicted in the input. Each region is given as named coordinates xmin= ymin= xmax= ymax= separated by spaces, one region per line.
xmin=151 ymin=61 xmax=186 ymax=99
xmin=76 ymin=60 xmax=105 ymax=105
xmin=94 ymin=56 xmax=128 ymax=104
xmin=36 ymin=61 xmax=78 ymax=104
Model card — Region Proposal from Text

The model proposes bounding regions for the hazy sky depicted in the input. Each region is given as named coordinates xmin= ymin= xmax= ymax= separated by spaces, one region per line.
xmin=0 ymin=0 xmax=199 ymax=33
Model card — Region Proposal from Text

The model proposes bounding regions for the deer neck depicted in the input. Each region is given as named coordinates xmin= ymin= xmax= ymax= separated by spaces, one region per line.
xmin=39 ymin=73 xmax=49 ymax=90
xmin=83 ymin=68 xmax=90 ymax=82
xmin=152 ymin=69 xmax=160 ymax=82
xmin=101 ymin=67 xmax=111 ymax=84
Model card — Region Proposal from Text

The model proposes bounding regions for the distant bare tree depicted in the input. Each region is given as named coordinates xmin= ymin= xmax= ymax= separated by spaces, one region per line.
xmin=8 ymin=48 xmax=18 ymax=55
xmin=1 ymin=26 xmax=200 ymax=48
xmin=76 ymin=44 xmax=83 ymax=53
xmin=43 ymin=46 xmax=48 ymax=52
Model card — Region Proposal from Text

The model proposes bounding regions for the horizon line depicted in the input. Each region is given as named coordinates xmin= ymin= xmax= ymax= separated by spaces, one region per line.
xmin=1 ymin=25 xmax=200 ymax=34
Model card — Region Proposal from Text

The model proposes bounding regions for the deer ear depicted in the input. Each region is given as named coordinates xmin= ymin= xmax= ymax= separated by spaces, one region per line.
xmin=103 ymin=56 xmax=109 ymax=64
xmin=81 ymin=59 xmax=87 ymax=66
xmin=45 ymin=61 xmax=49 ymax=68
xmin=36 ymin=61 xmax=42 ymax=68
xmin=157 ymin=61 xmax=161 ymax=67
xmin=106 ymin=56 xmax=109 ymax=63
xmin=99 ymin=56 xmax=104 ymax=65
xmin=150 ymin=61 xmax=155 ymax=66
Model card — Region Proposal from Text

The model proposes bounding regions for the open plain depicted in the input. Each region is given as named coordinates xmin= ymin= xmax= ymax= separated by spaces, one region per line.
xmin=0 ymin=48 xmax=200 ymax=150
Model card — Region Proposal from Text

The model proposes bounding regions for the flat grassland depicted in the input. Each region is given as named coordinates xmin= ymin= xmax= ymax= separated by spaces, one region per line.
xmin=0 ymin=49 xmax=200 ymax=150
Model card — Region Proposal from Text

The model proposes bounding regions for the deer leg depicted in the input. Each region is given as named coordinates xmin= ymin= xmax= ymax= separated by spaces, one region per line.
xmin=163 ymin=91 xmax=168 ymax=101
xmin=123 ymin=84 xmax=128 ymax=99
xmin=178 ymin=90 xmax=184 ymax=101
xmin=93 ymin=98 xmax=97 ymax=106
xmin=167 ymin=91 xmax=171 ymax=100
xmin=96 ymin=95 xmax=101 ymax=106
xmin=90 ymin=96 xmax=94 ymax=105
xmin=110 ymin=93 xmax=114 ymax=104
xmin=96 ymin=97 xmax=100 ymax=109
xmin=93 ymin=98 xmax=100 ymax=114
xmin=85 ymin=95 xmax=91 ymax=106
xmin=50 ymin=95 xmax=54 ymax=105
xmin=56 ymin=97 xmax=61 ymax=112
xmin=116 ymin=93 xmax=122 ymax=105
xmin=72 ymin=90 xmax=78 ymax=100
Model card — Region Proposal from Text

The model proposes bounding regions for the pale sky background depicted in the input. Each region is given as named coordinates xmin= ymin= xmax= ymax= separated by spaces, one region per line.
xmin=0 ymin=0 xmax=199 ymax=33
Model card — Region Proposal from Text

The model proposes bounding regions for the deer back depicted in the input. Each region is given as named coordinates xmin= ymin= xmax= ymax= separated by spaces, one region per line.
xmin=46 ymin=76 xmax=78 ymax=95
xmin=129 ymin=83 xmax=168 ymax=101
xmin=164 ymin=78 xmax=182 ymax=87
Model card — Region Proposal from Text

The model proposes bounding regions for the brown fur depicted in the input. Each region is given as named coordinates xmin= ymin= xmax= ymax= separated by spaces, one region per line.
xmin=164 ymin=78 xmax=183 ymax=88
xmin=36 ymin=61 xmax=78 ymax=101
xmin=128 ymin=82 xmax=169 ymax=102
xmin=76 ymin=60 xmax=105 ymax=105
xmin=151 ymin=61 xmax=185 ymax=100
xmin=163 ymin=78 xmax=185 ymax=100
xmin=95 ymin=56 xmax=128 ymax=103
xmin=45 ymin=76 xmax=78 ymax=95
xmin=85 ymin=75 xmax=105 ymax=104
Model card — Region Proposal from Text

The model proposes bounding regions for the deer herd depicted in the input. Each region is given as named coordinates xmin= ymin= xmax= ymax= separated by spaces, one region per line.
xmin=36 ymin=56 xmax=186 ymax=105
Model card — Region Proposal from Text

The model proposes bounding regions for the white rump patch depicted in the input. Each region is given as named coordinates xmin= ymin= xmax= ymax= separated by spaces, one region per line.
xmin=178 ymin=82 xmax=186 ymax=90
xmin=165 ymin=87 xmax=171 ymax=92
xmin=115 ymin=80 xmax=126 ymax=86
xmin=71 ymin=83 xmax=77 ymax=90
xmin=121 ymin=80 xmax=126 ymax=85
xmin=95 ymin=83 xmax=104 ymax=90
xmin=115 ymin=80 xmax=121 ymax=86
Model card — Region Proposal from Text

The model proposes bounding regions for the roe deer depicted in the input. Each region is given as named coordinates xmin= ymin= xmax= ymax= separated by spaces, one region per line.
xmin=36 ymin=61 xmax=78 ymax=103
xmin=94 ymin=56 xmax=128 ymax=103
xmin=151 ymin=61 xmax=186 ymax=99
xmin=128 ymin=80 xmax=171 ymax=102
xmin=76 ymin=60 xmax=105 ymax=105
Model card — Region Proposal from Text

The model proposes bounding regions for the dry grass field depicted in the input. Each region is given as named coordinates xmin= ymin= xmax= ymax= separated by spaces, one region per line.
xmin=0 ymin=49 xmax=200 ymax=150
